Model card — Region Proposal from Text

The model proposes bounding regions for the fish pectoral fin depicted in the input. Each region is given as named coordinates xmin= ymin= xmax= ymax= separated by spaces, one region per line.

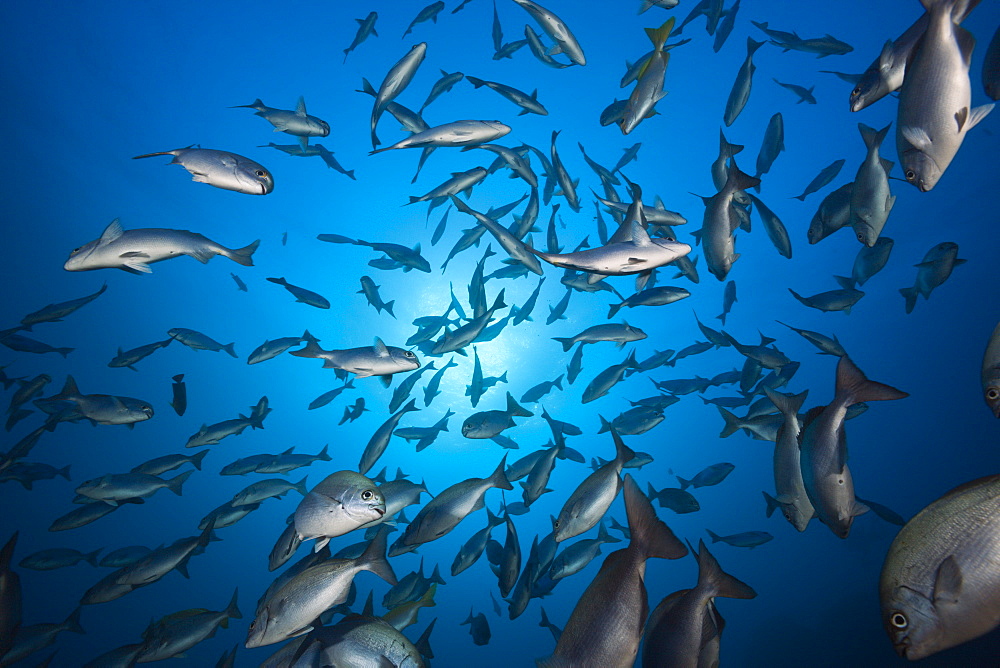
xmin=626 ymin=257 xmax=645 ymax=264
xmin=379 ymin=375 xmax=392 ymax=388
xmin=933 ymin=555 xmax=964 ymax=605
xmin=967 ymin=104 xmax=995 ymax=131
xmin=119 ymin=251 xmax=150 ymax=259
xmin=187 ymin=248 xmax=214 ymax=264
xmin=190 ymin=173 xmax=211 ymax=184
xmin=851 ymin=500 xmax=869 ymax=517
xmin=900 ymin=125 xmax=932 ymax=151
xmin=122 ymin=260 xmax=153 ymax=274
xmin=289 ymin=625 xmax=314 ymax=639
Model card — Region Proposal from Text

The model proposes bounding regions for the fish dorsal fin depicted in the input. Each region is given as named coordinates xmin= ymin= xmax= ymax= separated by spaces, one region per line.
xmin=99 ymin=219 xmax=124 ymax=245
xmin=373 ymin=337 xmax=389 ymax=357
xmin=933 ymin=555 xmax=963 ymax=604
xmin=630 ymin=221 xmax=652 ymax=247
xmin=295 ymin=96 xmax=307 ymax=116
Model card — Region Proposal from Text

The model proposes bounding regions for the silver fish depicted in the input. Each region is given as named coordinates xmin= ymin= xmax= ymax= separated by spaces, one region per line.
xmin=696 ymin=161 xmax=759 ymax=281
xmin=899 ymin=241 xmax=966 ymax=314
xmin=763 ymin=389 xmax=814 ymax=532
xmin=746 ymin=193 xmax=791 ymax=259
xmin=724 ymin=38 xmax=765 ymax=127
xmin=852 ymin=237 xmax=894 ymax=287
xmin=293 ymin=471 xmax=385 ymax=551
xmin=896 ymin=0 xmax=993 ymax=192
xmin=136 ymin=590 xmax=241 ymax=663
xmin=754 ymin=112 xmax=785 ymax=184
xmin=800 ymin=356 xmax=907 ymax=538
xmin=850 ymin=123 xmax=896 ymax=247
xmin=370 ymin=120 xmax=510 ymax=155
xmin=371 ymin=42 xmax=427 ymax=148
xmin=773 ymin=78 xmax=816 ymax=103
xmin=132 ymin=147 xmax=273 ymax=194
xmin=359 ymin=399 xmax=420 ymax=474
xmin=553 ymin=430 xmax=635 ymax=542
xmin=807 ymin=181 xmax=853 ymax=244
xmin=466 ymin=76 xmax=548 ymax=115
xmin=168 ymin=327 xmax=236 ymax=357
xmin=231 ymin=97 xmax=330 ymax=139
xmin=76 ymin=470 xmax=190 ymax=506
xmin=290 ymin=335 xmax=420 ymax=383
xmin=64 ymin=219 xmax=259 ymax=274
xmin=421 ymin=69 xmax=464 ymax=113
xmin=793 ymin=159 xmax=845 ymax=201
xmin=620 ymin=20 xmax=674 ymax=135
xmin=266 ymin=277 xmax=330 ymax=309
xmin=108 ymin=338 xmax=172 ymax=371
xmin=880 ymin=473 xmax=1000 ymax=660
xmin=20 ymin=284 xmax=107 ymax=330
xmin=513 ymin=0 xmax=586 ymax=66
xmin=788 ymin=277 xmax=864 ymax=314
xmin=34 ymin=375 xmax=152 ymax=426
xmin=402 ymin=1 xmax=445 ymax=38
xmin=343 ymin=11 xmax=378 ymax=62
xmin=248 ymin=331 xmax=310 ymax=365
xmin=462 ymin=392 xmax=533 ymax=439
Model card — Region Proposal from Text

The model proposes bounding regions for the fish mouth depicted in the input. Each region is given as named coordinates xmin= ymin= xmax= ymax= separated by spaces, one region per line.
xmin=372 ymin=506 xmax=385 ymax=517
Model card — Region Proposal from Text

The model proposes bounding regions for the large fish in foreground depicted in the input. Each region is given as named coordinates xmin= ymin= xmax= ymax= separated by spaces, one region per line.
xmin=800 ymin=357 xmax=908 ymax=538
xmin=538 ymin=475 xmax=686 ymax=666
xmin=64 ymin=219 xmax=259 ymax=274
xmin=880 ymin=474 xmax=1000 ymax=660
xmin=641 ymin=540 xmax=756 ymax=667
xmin=132 ymin=147 xmax=274 ymax=194
xmin=896 ymin=0 xmax=993 ymax=192
xmin=293 ymin=471 xmax=385 ymax=552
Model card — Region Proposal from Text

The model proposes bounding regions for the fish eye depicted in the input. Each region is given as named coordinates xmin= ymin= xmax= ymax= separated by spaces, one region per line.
xmin=856 ymin=232 xmax=864 ymax=242
xmin=249 ymin=620 xmax=256 ymax=631
xmin=403 ymin=351 xmax=414 ymax=358
xmin=905 ymin=169 xmax=915 ymax=181
xmin=890 ymin=612 xmax=908 ymax=629
xmin=361 ymin=489 xmax=374 ymax=500
xmin=988 ymin=388 xmax=999 ymax=400
xmin=851 ymin=87 xmax=861 ymax=97
xmin=255 ymin=170 xmax=266 ymax=177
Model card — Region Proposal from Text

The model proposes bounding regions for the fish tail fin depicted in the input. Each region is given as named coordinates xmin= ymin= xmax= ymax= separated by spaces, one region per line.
xmin=466 ymin=76 xmax=487 ymax=88
xmin=219 ymin=588 xmax=242 ymax=625
xmin=696 ymin=539 xmax=757 ymax=599
xmin=788 ymin=288 xmax=808 ymax=306
xmin=317 ymin=444 xmax=332 ymax=461
xmin=293 ymin=476 xmax=309 ymax=496
xmin=610 ymin=427 xmax=637 ymax=467
xmin=57 ymin=347 xmax=75 ymax=358
xmin=384 ymin=300 xmax=395 ymax=317
xmin=415 ymin=618 xmax=436 ymax=658
xmin=716 ymin=406 xmax=742 ymax=438
xmin=706 ymin=529 xmax=723 ymax=543
xmin=747 ymin=37 xmax=766 ymax=56
xmin=607 ymin=302 xmax=623 ymax=318
xmin=763 ymin=388 xmax=809 ymax=417
xmin=222 ymin=342 xmax=238 ymax=358
xmin=858 ymin=122 xmax=891 ymax=151
xmin=623 ymin=474 xmax=686 ymax=560
xmin=430 ymin=563 xmax=446 ymax=586
xmin=597 ymin=520 xmax=620 ymax=543
xmin=227 ymin=240 xmax=260 ymax=267
xmin=539 ymin=606 xmax=551 ymax=628
xmin=132 ymin=150 xmax=176 ymax=160
xmin=358 ymin=526 xmax=398 ymax=585
xmin=899 ymin=286 xmax=918 ymax=314
xmin=762 ymin=491 xmax=781 ymax=518
xmin=0 ymin=533 xmax=17 ymax=570
xmin=677 ymin=475 xmax=692 ymax=491
xmin=249 ymin=397 xmax=270 ymax=428
xmin=84 ymin=549 xmax=102 ymax=567
xmin=190 ymin=449 xmax=209 ymax=470
xmin=835 ymin=356 xmax=908 ymax=405
xmin=58 ymin=465 xmax=71 ymax=480
xmin=552 ymin=374 xmax=564 ymax=391
xmin=727 ymin=163 xmax=761 ymax=192
xmin=553 ymin=337 xmax=579 ymax=353
xmin=63 ymin=607 xmax=86 ymax=634
xmin=597 ymin=414 xmax=612 ymax=434
xmin=488 ymin=454 xmax=513 ymax=491
xmin=505 ymin=392 xmax=533 ymax=418
xmin=645 ymin=17 xmax=676 ymax=52
xmin=289 ymin=339 xmax=324 ymax=359
xmin=166 ymin=470 xmax=193 ymax=496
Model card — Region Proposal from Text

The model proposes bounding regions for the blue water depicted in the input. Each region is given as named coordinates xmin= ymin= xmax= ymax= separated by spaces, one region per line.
xmin=2 ymin=0 xmax=999 ymax=665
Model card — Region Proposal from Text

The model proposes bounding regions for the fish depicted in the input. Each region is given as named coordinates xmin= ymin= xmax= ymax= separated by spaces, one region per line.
xmin=807 ymin=181 xmax=854 ymax=244
xmin=432 ymin=290 xmax=507 ymax=354
xmin=291 ymin=335 xmax=420 ymax=383
xmin=705 ymin=529 xmax=773 ymax=548
xmin=19 ymin=547 xmax=100 ymax=572
xmin=788 ymin=277 xmax=864 ymax=314
xmin=423 ymin=356 xmax=458 ymax=406
xmin=19 ymin=284 xmax=107 ymax=330
xmin=724 ymin=38 xmax=765 ymax=126
xmin=467 ymin=76 xmax=548 ymax=116
xmin=131 ymin=450 xmax=207 ymax=476
xmin=369 ymin=120 xmax=511 ymax=155
xmin=646 ymin=485 xmax=700 ymax=514
xmin=64 ymin=219 xmax=259 ymax=274
xmin=620 ymin=19 xmax=674 ymax=135
xmin=896 ymin=0 xmax=993 ymax=192
xmin=231 ymin=97 xmax=330 ymax=140
xmin=677 ymin=463 xmax=736 ymax=491
xmin=552 ymin=323 xmax=647 ymax=352
xmin=772 ymin=78 xmax=817 ymax=103
xmin=608 ymin=286 xmax=690 ymax=319
xmin=549 ymin=131 xmax=581 ymax=212
xmin=538 ymin=475 xmax=686 ymax=666
xmin=135 ymin=590 xmax=241 ymax=663
xmin=521 ymin=376 xmax=564 ymax=404
xmin=696 ymin=160 xmax=760 ymax=281
xmin=390 ymin=456 xmax=512 ymax=556
xmin=409 ymin=168 xmax=488 ymax=212
xmin=319 ymin=234 xmax=432 ymax=273
xmin=983 ymin=322 xmax=1000 ymax=418
xmin=402 ymin=1 xmax=445 ymax=38
xmin=762 ymin=389 xmax=814 ymax=532
xmin=168 ymin=327 xmax=237 ymax=357
xmin=899 ymin=242 xmax=966 ymax=314
xmin=855 ymin=495 xmax=906 ymax=526
xmin=777 ymin=321 xmax=847 ymax=357
xmin=0 ymin=332 xmax=71 ymax=358
xmin=754 ymin=112 xmax=785 ymax=185
xmin=641 ymin=540 xmax=755 ymax=667
xmin=34 ymin=376 xmax=153 ymax=427
xmin=246 ymin=527 xmax=397 ymax=648
xmin=450 ymin=197 xmax=543 ymax=275
xmin=768 ymin=30 xmax=853 ymax=57
xmin=800 ymin=356 xmax=908 ymax=538
xmin=76 ymin=470 xmax=191 ymax=506
xmin=266 ymin=277 xmax=330 ymax=309
xmin=248 ymin=331 xmax=311 ymax=365
xmin=108 ymin=338 xmax=172 ymax=371
xmin=513 ymin=0 xmax=586 ymax=66
xmin=462 ymin=392 xmax=533 ymax=439
xmin=582 ymin=350 xmax=640 ymax=404
xmin=452 ymin=508 xmax=504 ymax=576
xmin=0 ymin=607 xmax=85 ymax=665
xmin=339 ymin=398 xmax=369 ymax=425
xmin=549 ymin=522 xmax=622 ymax=580
xmin=184 ymin=397 xmax=270 ymax=448
xmin=133 ymin=146 xmax=273 ymax=194
xmin=390 ymin=363 xmax=436 ymax=413
xmin=359 ymin=399 xmax=420 ymax=475
xmin=498 ymin=515 xmax=522 ymax=598
xmin=850 ymin=123 xmax=896 ymax=247
xmin=880 ymin=474 xmax=1000 ymax=660
xmin=852 ymin=237 xmax=894 ymax=287
xmin=343 ymin=11 xmax=378 ymax=62
xmin=553 ymin=429 xmax=635 ymax=542
xmin=370 ymin=42 xmax=427 ymax=148
xmin=98 ymin=546 xmax=151 ymax=568
xmin=793 ymin=159 xmax=845 ymax=201
xmin=293 ymin=471 xmax=385 ymax=552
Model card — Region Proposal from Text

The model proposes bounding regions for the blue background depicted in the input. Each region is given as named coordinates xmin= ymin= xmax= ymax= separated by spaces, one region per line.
xmin=1 ymin=0 xmax=999 ymax=665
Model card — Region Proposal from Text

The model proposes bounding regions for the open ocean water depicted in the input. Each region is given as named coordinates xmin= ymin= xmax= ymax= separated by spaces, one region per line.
xmin=2 ymin=0 xmax=1000 ymax=665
